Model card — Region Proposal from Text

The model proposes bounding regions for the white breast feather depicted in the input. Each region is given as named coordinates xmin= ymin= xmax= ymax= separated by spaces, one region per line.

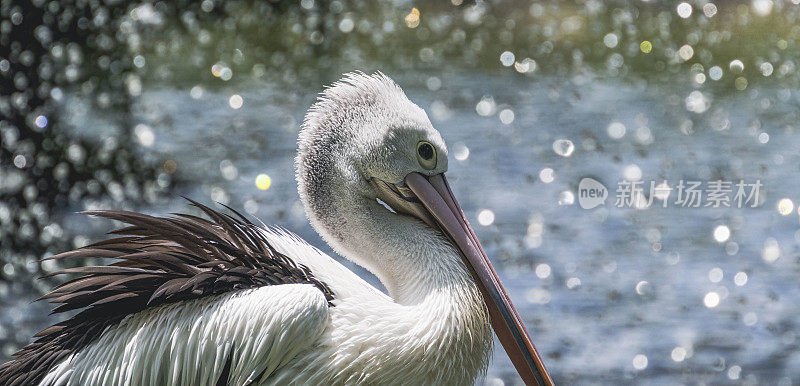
xmin=39 ymin=229 xmax=491 ymax=386
xmin=39 ymin=284 xmax=328 ymax=386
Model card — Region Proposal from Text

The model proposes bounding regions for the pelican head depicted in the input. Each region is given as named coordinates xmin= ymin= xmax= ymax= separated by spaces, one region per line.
xmin=296 ymin=72 xmax=551 ymax=385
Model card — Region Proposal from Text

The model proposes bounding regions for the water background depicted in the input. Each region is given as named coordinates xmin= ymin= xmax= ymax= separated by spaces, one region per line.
xmin=3 ymin=1 xmax=800 ymax=384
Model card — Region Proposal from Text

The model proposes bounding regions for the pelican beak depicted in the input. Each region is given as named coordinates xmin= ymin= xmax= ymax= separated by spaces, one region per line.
xmin=372 ymin=172 xmax=553 ymax=386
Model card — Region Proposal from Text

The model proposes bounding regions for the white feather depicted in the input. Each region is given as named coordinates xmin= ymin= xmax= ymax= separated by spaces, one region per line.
xmin=40 ymin=73 xmax=493 ymax=385
xmin=40 ymin=284 xmax=328 ymax=386
xmin=40 ymin=226 xmax=491 ymax=385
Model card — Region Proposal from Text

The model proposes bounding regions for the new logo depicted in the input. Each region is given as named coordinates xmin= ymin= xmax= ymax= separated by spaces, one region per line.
xmin=578 ymin=178 xmax=608 ymax=209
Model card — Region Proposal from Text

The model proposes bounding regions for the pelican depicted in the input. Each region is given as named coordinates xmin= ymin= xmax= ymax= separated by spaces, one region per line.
xmin=0 ymin=72 xmax=552 ymax=385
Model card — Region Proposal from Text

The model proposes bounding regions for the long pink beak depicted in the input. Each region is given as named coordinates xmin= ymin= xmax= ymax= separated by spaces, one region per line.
xmin=405 ymin=172 xmax=553 ymax=386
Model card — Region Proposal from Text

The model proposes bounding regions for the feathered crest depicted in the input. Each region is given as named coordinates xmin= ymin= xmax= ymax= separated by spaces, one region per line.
xmin=315 ymin=71 xmax=406 ymax=113
xmin=0 ymin=199 xmax=334 ymax=386
xmin=300 ymin=72 xmax=408 ymax=138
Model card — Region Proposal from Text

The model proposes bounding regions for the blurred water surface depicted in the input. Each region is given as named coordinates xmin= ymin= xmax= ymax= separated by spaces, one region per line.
xmin=3 ymin=1 xmax=800 ymax=385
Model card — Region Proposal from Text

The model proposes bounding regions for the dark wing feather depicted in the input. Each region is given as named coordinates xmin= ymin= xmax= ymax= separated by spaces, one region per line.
xmin=0 ymin=199 xmax=334 ymax=386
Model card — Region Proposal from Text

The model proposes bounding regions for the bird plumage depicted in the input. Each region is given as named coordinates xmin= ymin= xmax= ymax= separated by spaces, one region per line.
xmin=1 ymin=72 xmax=502 ymax=386
xmin=0 ymin=200 xmax=333 ymax=386
xmin=6 ymin=200 xmax=491 ymax=385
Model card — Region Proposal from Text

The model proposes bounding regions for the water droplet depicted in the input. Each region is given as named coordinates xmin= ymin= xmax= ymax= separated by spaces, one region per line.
xmin=426 ymin=77 xmax=441 ymax=91
xmin=671 ymin=347 xmax=687 ymax=362
xmin=566 ymin=277 xmax=581 ymax=289
xmin=678 ymin=44 xmax=694 ymax=61
xmin=607 ymin=122 xmax=626 ymax=139
xmin=229 ymin=94 xmax=244 ymax=109
xmin=475 ymin=97 xmax=496 ymax=117
xmin=514 ymin=58 xmax=536 ymax=73
xmin=558 ymin=191 xmax=574 ymax=205
xmin=760 ymin=62 xmax=774 ymax=76
xmin=255 ymin=174 xmax=272 ymax=190
xmin=623 ymin=164 xmax=642 ymax=181
xmin=404 ymin=8 xmax=420 ymax=28
xmin=133 ymin=55 xmax=146 ymax=68
xmin=539 ymin=168 xmax=555 ymax=183
xmin=704 ymin=291 xmax=721 ymax=308
xmin=677 ymin=2 xmax=692 ymax=18
xmin=190 ymin=85 xmax=204 ymax=99
xmin=713 ymin=225 xmax=730 ymax=243
xmin=339 ymin=18 xmax=354 ymax=33
xmin=12 ymin=154 xmax=26 ymax=168
xmin=635 ymin=127 xmax=652 ymax=145
xmin=453 ymin=142 xmax=470 ymax=161
xmin=703 ymin=3 xmax=718 ymax=17
xmin=762 ymin=238 xmax=780 ymax=262
xmin=728 ymin=365 xmax=742 ymax=380
xmin=729 ymin=59 xmax=744 ymax=73
xmin=743 ymin=312 xmax=758 ymax=326
xmin=709 ymin=66 xmax=723 ymax=80
xmin=499 ymin=51 xmax=515 ymax=67
xmin=685 ymin=91 xmax=710 ymax=114
xmin=726 ymin=241 xmax=739 ymax=255
xmin=640 ymin=40 xmax=653 ymax=53
xmin=535 ymin=264 xmax=551 ymax=279
xmin=735 ymin=77 xmax=748 ymax=90
xmin=499 ymin=109 xmax=514 ymax=125
xmin=777 ymin=198 xmax=794 ymax=215
xmin=635 ymin=281 xmax=650 ymax=295
xmin=708 ymin=268 xmax=723 ymax=283
xmin=603 ymin=33 xmax=618 ymax=48
xmin=632 ymin=354 xmax=648 ymax=370
xmin=211 ymin=62 xmax=227 ymax=78
xmin=752 ymin=0 xmax=773 ymax=16
xmin=134 ymin=124 xmax=155 ymax=147
xmin=477 ymin=209 xmax=495 ymax=226
xmin=34 ymin=115 xmax=48 ymax=128
xmin=734 ymin=272 xmax=748 ymax=286
xmin=219 ymin=160 xmax=238 ymax=181
xmin=695 ymin=73 xmax=706 ymax=84
xmin=552 ymin=139 xmax=575 ymax=157
xmin=2 ymin=263 xmax=15 ymax=278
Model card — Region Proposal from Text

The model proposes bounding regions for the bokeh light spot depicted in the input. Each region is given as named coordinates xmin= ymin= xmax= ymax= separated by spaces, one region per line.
xmin=229 ymin=94 xmax=244 ymax=109
xmin=477 ymin=209 xmax=495 ymax=226
xmin=671 ymin=347 xmax=687 ymax=362
xmin=777 ymin=198 xmax=794 ymax=215
xmin=539 ymin=168 xmax=555 ymax=183
xmin=255 ymin=173 xmax=272 ymax=190
xmin=677 ymin=2 xmax=692 ymax=18
xmin=552 ymin=139 xmax=575 ymax=157
xmin=640 ymin=40 xmax=652 ymax=54
xmin=404 ymin=8 xmax=420 ymax=28
xmin=713 ymin=225 xmax=730 ymax=243
xmin=704 ymin=292 xmax=720 ymax=308
xmin=632 ymin=354 xmax=648 ymax=370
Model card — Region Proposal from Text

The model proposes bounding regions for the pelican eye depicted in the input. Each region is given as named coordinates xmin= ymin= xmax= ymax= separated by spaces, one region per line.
xmin=416 ymin=141 xmax=437 ymax=170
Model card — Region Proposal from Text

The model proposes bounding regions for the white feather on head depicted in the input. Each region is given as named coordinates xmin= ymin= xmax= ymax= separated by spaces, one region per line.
xmin=295 ymin=72 xmax=452 ymax=289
